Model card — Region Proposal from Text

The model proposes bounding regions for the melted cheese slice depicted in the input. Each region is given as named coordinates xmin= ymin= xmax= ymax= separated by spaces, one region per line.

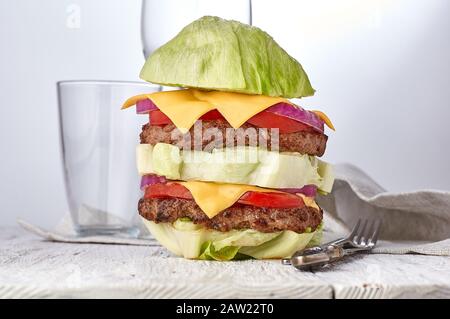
xmin=301 ymin=195 xmax=320 ymax=211
xmin=313 ymin=110 xmax=335 ymax=131
xmin=122 ymin=89 xmax=290 ymax=133
xmin=178 ymin=180 xmax=317 ymax=218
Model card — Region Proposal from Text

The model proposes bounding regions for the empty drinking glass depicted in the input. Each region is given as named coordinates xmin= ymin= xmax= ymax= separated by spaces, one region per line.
xmin=57 ymin=80 xmax=160 ymax=237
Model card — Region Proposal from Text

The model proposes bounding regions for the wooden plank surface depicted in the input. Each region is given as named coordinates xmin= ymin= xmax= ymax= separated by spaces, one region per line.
xmin=1 ymin=227 xmax=449 ymax=299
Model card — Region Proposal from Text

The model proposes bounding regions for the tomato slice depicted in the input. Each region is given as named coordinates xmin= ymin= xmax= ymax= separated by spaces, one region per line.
xmin=150 ymin=109 xmax=224 ymax=126
xmin=144 ymin=183 xmax=305 ymax=209
xmin=246 ymin=111 xmax=315 ymax=134
xmin=149 ymin=110 xmax=172 ymax=125
xmin=145 ymin=183 xmax=192 ymax=200
xmin=238 ymin=191 xmax=305 ymax=208
xmin=149 ymin=109 xmax=315 ymax=133
xmin=198 ymin=109 xmax=223 ymax=121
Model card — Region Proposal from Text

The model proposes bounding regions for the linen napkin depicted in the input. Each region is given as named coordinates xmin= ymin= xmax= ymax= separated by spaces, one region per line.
xmin=18 ymin=163 xmax=450 ymax=256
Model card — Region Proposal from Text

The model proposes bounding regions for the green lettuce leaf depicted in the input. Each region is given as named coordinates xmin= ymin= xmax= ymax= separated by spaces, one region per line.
xmin=199 ymin=241 xmax=240 ymax=261
xmin=139 ymin=143 xmax=334 ymax=192
xmin=142 ymin=218 xmax=321 ymax=260
xmin=140 ymin=16 xmax=315 ymax=98
xmin=306 ymin=222 xmax=324 ymax=247
xmin=211 ymin=229 xmax=280 ymax=251
xmin=238 ymin=230 xmax=315 ymax=259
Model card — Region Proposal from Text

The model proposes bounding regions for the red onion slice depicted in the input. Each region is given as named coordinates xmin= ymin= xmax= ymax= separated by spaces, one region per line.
xmin=136 ymin=99 xmax=158 ymax=114
xmin=265 ymin=102 xmax=324 ymax=133
xmin=278 ymin=185 xmax=317 ymax=197
xmin=140 ymin=174 xmax=167 ymax=190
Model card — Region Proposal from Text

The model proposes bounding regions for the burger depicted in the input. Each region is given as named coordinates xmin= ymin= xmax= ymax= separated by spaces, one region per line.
xmin=122 ymin=16 xmax=334 ymax=260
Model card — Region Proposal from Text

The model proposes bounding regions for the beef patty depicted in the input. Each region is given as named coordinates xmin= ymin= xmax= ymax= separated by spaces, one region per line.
xmin=139 ymin=197 xmax=323 ymax=233
xmin=140 ymin=120 xmax=327 ymax=156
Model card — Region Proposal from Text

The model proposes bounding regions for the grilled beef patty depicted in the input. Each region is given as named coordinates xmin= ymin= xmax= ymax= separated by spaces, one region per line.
xmin=138 ymin=197 xmax=323 ymax=233
xmin=140 ymin=120 xmax=327 ymax=156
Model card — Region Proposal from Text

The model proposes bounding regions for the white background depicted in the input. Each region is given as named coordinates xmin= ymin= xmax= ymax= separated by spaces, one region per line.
xmin=0 ymin=0 xmax=449 ymax=227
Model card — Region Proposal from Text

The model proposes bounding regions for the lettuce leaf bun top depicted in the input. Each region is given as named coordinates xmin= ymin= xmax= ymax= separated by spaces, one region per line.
xmin=140 ymin=16 xmax=315 ymax=98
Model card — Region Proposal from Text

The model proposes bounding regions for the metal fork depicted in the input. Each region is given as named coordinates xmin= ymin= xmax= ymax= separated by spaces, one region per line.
xmin=282 ymin=218 xmax=381 ymax=270
xmin=323 ymin=218 xmax=381 ymax=251
xmin=344 ymin=218 xmax=381 ymax=253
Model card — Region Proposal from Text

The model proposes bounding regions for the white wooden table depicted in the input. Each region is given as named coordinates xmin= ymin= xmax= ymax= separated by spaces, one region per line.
xmin=1 ymin=227 xmax=450 ymax=299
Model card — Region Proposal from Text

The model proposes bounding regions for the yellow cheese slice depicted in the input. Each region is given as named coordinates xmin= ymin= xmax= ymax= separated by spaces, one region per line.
xmin=122 ymin=89 xmax=290 ymax=133
xmin=122 ymin=94 xmax=152 ymax=108
xmin=178 ymin=181 xmax=318 ymax=218
xmin=190 ymin=89 xmax=290 ymax=129
xmin=300 ymin=194 xmax=320 ymax=211
xmin=313 ymin=110 xmax=335 ymax=131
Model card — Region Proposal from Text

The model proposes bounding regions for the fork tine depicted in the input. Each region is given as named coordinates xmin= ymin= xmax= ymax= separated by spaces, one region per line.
xmin=355 ymin=219 xmax=368 ymax=244
xmin=321 ymin=218 xmax=362 ymax=247
xmin=349 ymin=219 xmax=362 ymax=238
xmin=369 ymin=220 xmax=381 ymax=245
xmin=364 ymin=220 xmax=376 ymax=245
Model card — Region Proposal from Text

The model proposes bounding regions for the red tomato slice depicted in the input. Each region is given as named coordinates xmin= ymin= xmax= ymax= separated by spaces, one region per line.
xmin=150 ymin=109 xmax=224 ymax=126
xmin=246 ymin=111 xmax=315 ymax=134
xmin=145 ymin=183 xmax=192 ymax=200
xmin=149 ymin=109 xmax=314 ymax=133
xmin=149 ymin=110 xmax=172 ymax=125
xmin=238 ymin=191 xmax=305 ymax=208
xmin=198 ymin=109 xmax=223 ymax=121
xmin=144 ymin=183 xmax=305 ymax=209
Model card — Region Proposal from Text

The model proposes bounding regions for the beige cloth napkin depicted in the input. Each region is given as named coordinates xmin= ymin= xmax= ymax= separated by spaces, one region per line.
xmin=18 ymin=163 xmax=450 ymax=256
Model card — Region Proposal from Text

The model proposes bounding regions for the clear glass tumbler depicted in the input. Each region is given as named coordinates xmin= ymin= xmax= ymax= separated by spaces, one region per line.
xmin=57 ymin=80 xmax=159 ymax=237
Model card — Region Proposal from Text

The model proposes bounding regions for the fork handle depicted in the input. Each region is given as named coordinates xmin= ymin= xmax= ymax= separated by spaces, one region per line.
xmin=289 ymin=245 xmax=344 ymax=269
